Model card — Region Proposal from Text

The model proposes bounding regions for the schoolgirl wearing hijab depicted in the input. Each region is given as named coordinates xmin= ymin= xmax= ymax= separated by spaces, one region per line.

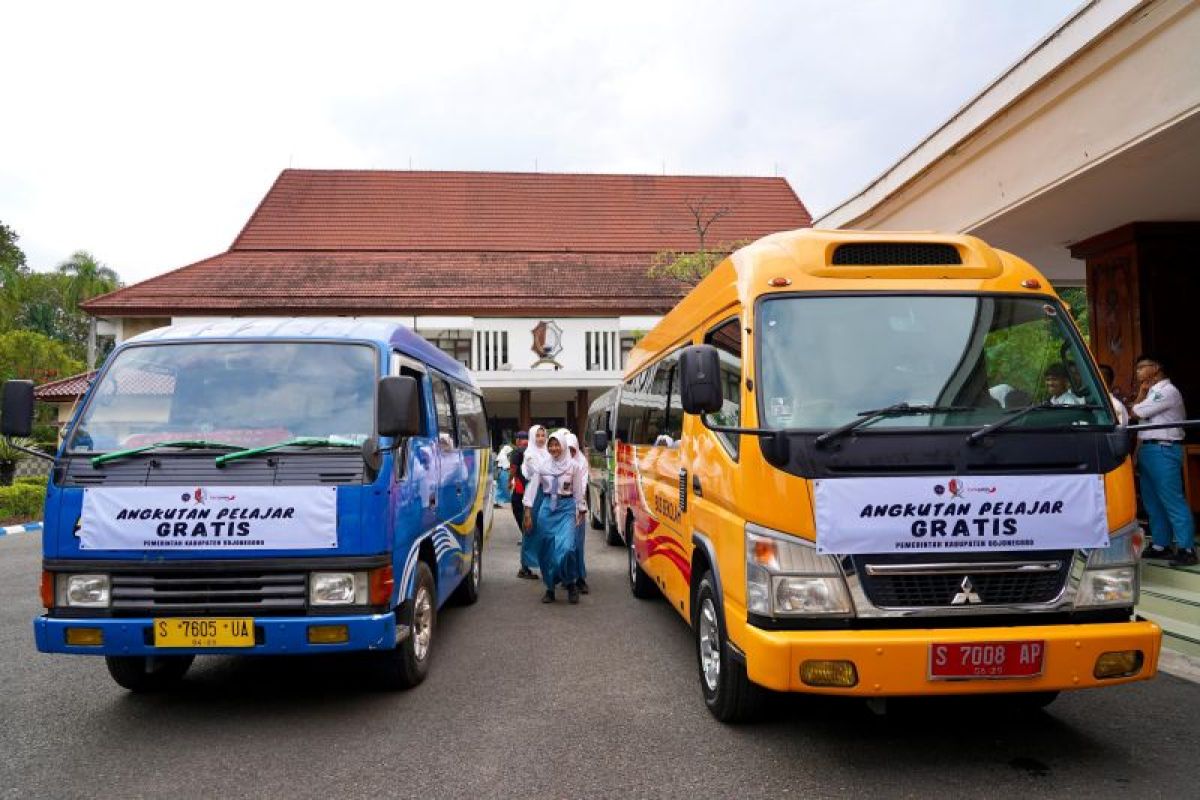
xmin=523 ymin=430 xmax=586 ymax=604
xmin=494 ymin=444 xmax=513 ymax=506
xmin=564 ymin=432 xmax=591 ymax=594
xmin=516 ymin=424 xmax=550 ymax=578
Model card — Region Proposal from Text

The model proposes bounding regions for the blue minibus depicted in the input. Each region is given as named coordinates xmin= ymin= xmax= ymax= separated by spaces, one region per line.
xmin=1 ymin=318 xmax=493 ymax=692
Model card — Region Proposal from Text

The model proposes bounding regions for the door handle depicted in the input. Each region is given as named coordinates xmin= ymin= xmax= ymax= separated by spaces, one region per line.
xmin=692 ymin=473 xmax=703 ymax=498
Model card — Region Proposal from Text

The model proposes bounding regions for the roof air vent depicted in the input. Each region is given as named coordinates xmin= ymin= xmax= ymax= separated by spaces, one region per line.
xmin=831 ymin=243 xmax=962 ymax=266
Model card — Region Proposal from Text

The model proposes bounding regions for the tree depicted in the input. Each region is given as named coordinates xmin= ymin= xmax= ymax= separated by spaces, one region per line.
xmin=648 ymin=198 xmax=747 ymax=285
xmin=0 ymin=330 xmax=84 ymax=385
xmin=55 ymin=250 xmax=121 ymax=308
xmin=0 ymin=222 xmax=29 ymax=329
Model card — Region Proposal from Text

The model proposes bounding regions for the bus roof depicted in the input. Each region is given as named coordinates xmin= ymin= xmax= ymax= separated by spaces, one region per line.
xmin=625 ymin=228 xmax=1051 ymax=377
xmin=124 ymin=317 xmax=475 ymax=387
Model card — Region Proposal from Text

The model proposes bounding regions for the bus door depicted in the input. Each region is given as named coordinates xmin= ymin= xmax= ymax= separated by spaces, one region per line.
xmin=641 ymin=352 xmax=690 ymax=609
xmin=431 ymin=375 xmax=468 ymax=594
xmin=685 ymin=316 xmax=746 ymax=622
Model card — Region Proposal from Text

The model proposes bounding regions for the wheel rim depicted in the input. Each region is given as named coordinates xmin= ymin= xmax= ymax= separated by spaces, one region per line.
xmin=471 ymin=532 xmax=482 ymax=589
xmin=698 ymin=597 xmax=721 ymax=692
xmin=412 ymin=586 xmax=433 ymax=662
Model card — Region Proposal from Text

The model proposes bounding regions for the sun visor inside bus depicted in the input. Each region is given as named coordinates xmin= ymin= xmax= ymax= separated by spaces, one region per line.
xmin=803 ymin=239 xmax=1004 ymax=279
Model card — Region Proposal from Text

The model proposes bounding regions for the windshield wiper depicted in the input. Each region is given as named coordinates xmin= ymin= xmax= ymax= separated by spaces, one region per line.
xmin=966 ymin=402 xmax=1104 ymax=444
xmin=814 ymin=404 xmax=972 ymax=448
xmin=214 ymin=435 xmax=363 ymax=466
xmin=92 ymin=440 xmax=248 ymax=467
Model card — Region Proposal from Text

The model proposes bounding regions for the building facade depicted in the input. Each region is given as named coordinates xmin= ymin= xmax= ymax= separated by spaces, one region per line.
xmin=82 ymin=170 xmax=810 ymax=441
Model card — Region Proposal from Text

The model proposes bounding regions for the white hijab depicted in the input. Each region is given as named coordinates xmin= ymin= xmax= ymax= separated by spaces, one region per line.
xmin=565 ymin=432 xmax=587 ymax=469
xmin=540 ymin=431 xmax=575 ymax=477
xmin=522 ymin=424 xmax=549 ymax=479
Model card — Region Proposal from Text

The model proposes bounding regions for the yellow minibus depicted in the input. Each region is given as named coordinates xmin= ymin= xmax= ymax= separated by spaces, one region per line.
xmin=598 ymin=229 xmax=1161 ymax=721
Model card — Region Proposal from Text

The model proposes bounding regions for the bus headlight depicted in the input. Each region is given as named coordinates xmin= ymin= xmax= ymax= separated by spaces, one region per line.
xmin=746 ymin=524 xmax=852 ymax=617
xmin=310 ymin=572 xmax=368 ymax=606
xmin=1075 ymin=525 xmax=1139 ymax=608
xmin=59 ymin=574 xmax=111 ymax=608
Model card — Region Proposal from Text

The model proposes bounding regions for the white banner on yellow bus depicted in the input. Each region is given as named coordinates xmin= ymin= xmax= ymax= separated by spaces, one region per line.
xmin=80 ymin=486 xmax=338 ymax=551
xmin=814 ymin=474 xmax=1108 ymax=555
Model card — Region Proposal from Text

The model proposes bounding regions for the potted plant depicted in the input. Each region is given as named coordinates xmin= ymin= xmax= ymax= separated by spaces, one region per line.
xmin=0 ymin=437 xmax=34 ymax=487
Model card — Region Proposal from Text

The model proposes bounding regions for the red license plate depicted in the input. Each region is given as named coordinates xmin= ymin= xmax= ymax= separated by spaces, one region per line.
xmin=929 ymin=640 xmax=1045 ymax=679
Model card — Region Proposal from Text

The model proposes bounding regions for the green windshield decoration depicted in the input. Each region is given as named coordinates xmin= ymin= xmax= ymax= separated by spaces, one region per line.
xmin=91 ymin=440 xmax=249 ymax=467
xmin=214 ymin=435 xmax=364 ymax=466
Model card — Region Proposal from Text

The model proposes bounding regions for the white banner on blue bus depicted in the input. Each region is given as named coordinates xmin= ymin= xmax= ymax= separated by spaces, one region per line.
xmin=80 ymin=486 xmax=338 ymax=551
xmin=814 ymin=474 xmax=1108 ymax=555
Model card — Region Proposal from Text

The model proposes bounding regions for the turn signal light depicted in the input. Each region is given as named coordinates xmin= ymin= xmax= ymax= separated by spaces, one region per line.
xmin=65 ymin=628 xmax=104 ymax=646
xmin=40 ymin=571 xmax=54 ymax=609
xmin=800 ymin=660 xmax=859 ymax=687
xmin=1094 ymin=650 xmax=1143 ymax=679
xmin=307 ymin=625 xmax=350 ymax=645
xmin=369 ymin=565 xmax=395 ymax=606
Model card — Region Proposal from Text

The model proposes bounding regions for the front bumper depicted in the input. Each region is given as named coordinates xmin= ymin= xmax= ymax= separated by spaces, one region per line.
xmin=34 ymin=612 xmax=399 ymax=657
xmin=737 ymin=619 xmax=1162 ymax=695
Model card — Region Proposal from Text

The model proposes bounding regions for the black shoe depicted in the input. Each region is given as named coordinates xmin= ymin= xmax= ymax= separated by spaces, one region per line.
xmin=542 ymin=590 xmax=555 ymax=603
xmin=1169 ymin=548 xmax=1198 ymax=567
xmin=1142 ymin=544 xmax=1172 ymax=560
xmin=517 ymin=567 xmax=540 ymax=580
xmin=567 ymin=584 xmax=580 ymax=604
xmin=577 ymin=578 xmax=589 ymax=595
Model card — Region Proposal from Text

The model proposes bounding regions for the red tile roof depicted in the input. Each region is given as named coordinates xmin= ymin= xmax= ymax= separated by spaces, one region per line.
xmin=85 ymin=169 xmax=811 ymax=316
xmin=34 ymin=371 xmax=95 ymax=402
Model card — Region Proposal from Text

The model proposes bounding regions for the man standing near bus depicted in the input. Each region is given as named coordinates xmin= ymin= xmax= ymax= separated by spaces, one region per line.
xmin=1131 ymin=354 xmax=1197 ymax=566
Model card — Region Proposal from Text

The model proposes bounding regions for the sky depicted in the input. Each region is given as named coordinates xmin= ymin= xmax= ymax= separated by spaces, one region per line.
xmin=0 ymin=0 xmax=1081 ymax=285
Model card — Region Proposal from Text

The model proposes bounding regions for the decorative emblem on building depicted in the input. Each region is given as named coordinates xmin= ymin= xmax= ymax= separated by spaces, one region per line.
xmin=531 ymin=320 xmax=564 ymax=370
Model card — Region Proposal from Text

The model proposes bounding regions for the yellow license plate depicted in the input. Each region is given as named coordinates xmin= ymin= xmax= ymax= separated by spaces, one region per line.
xmin=154 ymin=618 xmax=255 ymax=648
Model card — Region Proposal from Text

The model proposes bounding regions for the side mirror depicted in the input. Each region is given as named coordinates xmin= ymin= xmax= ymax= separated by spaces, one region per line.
xmin=678 ymin=345 xmax=724 ymax=416
xmin=377 ymin=376 xmax=422 ymax=438
xmin=592 ymin=430 xmax=610 ymax=451
xmin=2 ymin=380 xmax=36 ymax=438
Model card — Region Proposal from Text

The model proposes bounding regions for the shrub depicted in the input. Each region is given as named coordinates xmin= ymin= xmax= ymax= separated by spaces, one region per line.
xmin=14 ymin=475 xmax=47 ymax=487
xmin=0 ymin=482 xmax=46 ymax=522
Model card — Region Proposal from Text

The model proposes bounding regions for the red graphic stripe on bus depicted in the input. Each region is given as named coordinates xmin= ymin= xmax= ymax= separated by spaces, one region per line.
xmin=647 ymin=545 xmax=691 ymax=584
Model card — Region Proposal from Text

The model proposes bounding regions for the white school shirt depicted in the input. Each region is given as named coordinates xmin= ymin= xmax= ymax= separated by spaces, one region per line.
xmin=1049 ymin=389 xmax=1085 ymax=406
xmin=1132 ymin=379 xmax=1186 ymax=441
xmin=523 ymin=462 xmax=587 ymax=513
xmin=1109 ymin=393 xmax=1129 ymax=427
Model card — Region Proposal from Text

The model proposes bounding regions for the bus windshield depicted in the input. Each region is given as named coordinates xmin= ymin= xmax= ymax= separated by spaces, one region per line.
xmin=756 ymin=294 xmax=1114 ymax=431
xmin=68 ymin=341 xmax=377 ymax=453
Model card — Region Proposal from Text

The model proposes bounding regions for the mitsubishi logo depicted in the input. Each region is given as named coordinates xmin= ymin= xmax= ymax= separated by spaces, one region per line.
xmin=951 ymin=576 xmax=983 ymax=605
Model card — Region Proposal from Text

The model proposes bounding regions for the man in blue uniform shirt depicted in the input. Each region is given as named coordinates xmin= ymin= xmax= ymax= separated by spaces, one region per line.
xmin=1131 ymin=354 xmax=1196 ymax=566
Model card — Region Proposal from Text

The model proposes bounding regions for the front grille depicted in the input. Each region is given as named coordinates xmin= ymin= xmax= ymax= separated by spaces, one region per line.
xmin=831 ymin=242 xmax=962 ymax=266
xmin=865 ymin=571 xmax=1065 ymax=607
xmin=110 ymin=571 xmax=308 ymax=615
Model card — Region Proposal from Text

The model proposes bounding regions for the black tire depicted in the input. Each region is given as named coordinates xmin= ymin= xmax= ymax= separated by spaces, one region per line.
xmin=627 ymin=517 xmax=657 ymax=599
xmin=694 ymin=570 xmax=764 ymax=723
xmin=105 ymin=654 xmax=194 ymax=693
xmin=450 ymin=525 xmax=483 ymax=606
xmin=374 ymin=561 xmax=436 ymax=690
xmin=604 ymin=499 xmax=622 ymax=546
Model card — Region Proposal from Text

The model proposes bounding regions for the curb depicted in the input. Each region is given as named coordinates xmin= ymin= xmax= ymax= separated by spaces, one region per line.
xmin=1160 ymin=648 xmax=1200 ymax=685
xmin=0 ymin=522 xmax=42 ymax=537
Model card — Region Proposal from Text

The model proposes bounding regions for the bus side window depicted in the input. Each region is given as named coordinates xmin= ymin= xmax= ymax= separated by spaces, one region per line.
xmin=391 ymin=353 xmax=428 ymax=479
xmin=704 ymin=318 xmax=743 ymax=458
xmin=453 ymin=386 xmax=490 ymax=448
xmin=432 ymin=376 xmax=457 ymax=450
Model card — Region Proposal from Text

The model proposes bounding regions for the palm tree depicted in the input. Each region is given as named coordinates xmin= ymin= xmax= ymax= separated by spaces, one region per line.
xmin=55 ymin=251 xmax=121 ymax=306
xmin=55 ymin=251 xmax=121 ymax=369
